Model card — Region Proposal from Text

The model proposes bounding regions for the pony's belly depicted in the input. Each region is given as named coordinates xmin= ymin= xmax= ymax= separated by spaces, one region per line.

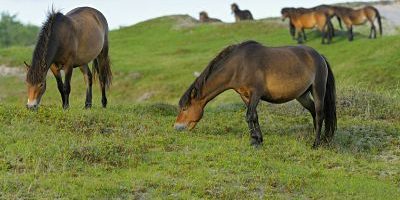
xmin=352 ymin=15 xmax=367 ymax=25
xmin=263 ymin=79 xmax=311 ymax=103
xmin=262 ymin=89 xmax=306 ymax=103
xmin=303 ymin=20 xmax=317 ymax=29
xmin=75 ymin=43 xmax=103 ymax=65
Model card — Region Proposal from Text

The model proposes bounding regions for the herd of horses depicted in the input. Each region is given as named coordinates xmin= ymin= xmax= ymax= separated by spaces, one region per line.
xmin=200 ymin=3 xmax=382 ymax=44
xmin=23 ymin=4 xmax=381 ymax=148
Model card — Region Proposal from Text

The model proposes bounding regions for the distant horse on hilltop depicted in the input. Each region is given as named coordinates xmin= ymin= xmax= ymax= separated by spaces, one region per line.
xmin=25 ymin=7 xmax=112 ymax=110
xmin=231 ymin=3 xmax=254 ymax=22
xmin=199 ymin=11 xmax=222 ymax=23
xmin=333 ymin=6 xmax=382 ymax=41
xmin=175 ymin=41 xmax=337 ymax=148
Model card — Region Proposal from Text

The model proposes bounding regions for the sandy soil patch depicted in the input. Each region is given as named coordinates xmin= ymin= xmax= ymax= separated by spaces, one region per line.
xmin=0 ymin=65 xmax=24 ymax=78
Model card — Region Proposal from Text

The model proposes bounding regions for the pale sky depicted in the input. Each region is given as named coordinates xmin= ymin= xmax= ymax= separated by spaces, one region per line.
xmin=0 ymin=0 xmax=378 ymax=29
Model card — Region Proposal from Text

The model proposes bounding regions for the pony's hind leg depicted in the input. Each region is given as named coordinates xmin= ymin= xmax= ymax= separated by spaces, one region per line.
xmin=368 ymin=22 xmax=376 ymax=39
xmin=246 ymin=94 xmax=263 ymax=146
xmin=347 ymin=25 xmax=354 ymax=41
xmin=296 ymin=91 xmax=316 ymax=130
xmin=371 ymin=21 xmax=377 ymax=39
xmin=80 ymin=64 xmax=93 ymax=109
xmin=95 ymin=36 xmax=112 ymax=108
xmin=50 ymin=64 xmax=65 ymax=108
xmin=311 ymin=80 xmax=327 ymax=148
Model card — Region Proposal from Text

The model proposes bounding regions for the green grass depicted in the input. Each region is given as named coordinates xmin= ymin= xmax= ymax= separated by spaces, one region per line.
xmin=0 ymin=15 xmax=399 ymax=199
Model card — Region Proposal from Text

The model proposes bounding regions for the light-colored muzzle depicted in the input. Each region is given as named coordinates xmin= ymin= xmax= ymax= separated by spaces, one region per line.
xmin=174 ymin=123 xmax=187 ymax=131
xmin=26 ymin=99 xmax=39 ymax=110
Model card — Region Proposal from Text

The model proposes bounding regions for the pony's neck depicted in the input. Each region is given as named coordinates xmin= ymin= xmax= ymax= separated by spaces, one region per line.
xmin=198 ymin=64 xmax=231 ymax=107
xmin=32 ymin=15 xmax=61 ymax=73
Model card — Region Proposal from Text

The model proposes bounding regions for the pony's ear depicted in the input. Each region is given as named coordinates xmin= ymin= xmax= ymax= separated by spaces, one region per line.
xmin=24 ymin=61 xmax=30 ymax=71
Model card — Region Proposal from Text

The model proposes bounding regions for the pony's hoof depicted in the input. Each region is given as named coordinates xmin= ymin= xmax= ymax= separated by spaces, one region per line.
xmin=85 ymin=104 xmax=92 ymax=109
xmin=312 ymin=142 xmax=320 ymax=149
xmin=102 ymin=99 xmax=107 ymax=108
xmin=63 ymin=104 xmax=70 ymax=110
xmin=250 ymin=138 xmax=263 ymax=147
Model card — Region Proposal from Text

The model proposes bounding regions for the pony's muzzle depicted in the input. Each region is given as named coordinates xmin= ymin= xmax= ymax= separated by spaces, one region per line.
xmin=174 ymin=123 xmax=187 ymax=131
xmin=26 ymin=99 xmax=39 ymax=111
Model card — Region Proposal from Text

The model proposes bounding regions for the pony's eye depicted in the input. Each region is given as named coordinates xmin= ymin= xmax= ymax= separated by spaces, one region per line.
xmin=182 ymin=106 xmax=188 ymax=111
xmin=39 ymin=83 xmax=44 ymax=88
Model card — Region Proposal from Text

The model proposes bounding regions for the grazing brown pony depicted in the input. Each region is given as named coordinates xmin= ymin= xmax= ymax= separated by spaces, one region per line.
xmin=199 ymin=11 xmax=222 ymax=23
xmin=174 ymin=41 xmax=337 ymax=148
xmin=333 ymin=6 xmax=382 ymax=41
xmin=231 ymin=3 xmax=254 ymax=22
xmin=25 ymin=7 xmax=112 ymax=110
xmin=281 ymin=7 xmax=333 ymax=44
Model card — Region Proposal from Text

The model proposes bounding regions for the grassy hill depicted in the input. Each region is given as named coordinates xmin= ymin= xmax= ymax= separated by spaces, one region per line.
xmin=0 ymin=15 xmax=399 ymax=199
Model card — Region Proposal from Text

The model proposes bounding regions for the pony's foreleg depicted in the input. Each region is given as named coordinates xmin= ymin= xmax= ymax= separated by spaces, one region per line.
xmin=302 ymin=28 xmax=307 ymax=41
xmin=296 ymin=28 xmax=304 ymax=44
xmin=80 ymin=64 xmax=93 ymax=109
xmin=246 ymin=94 xmax=263 ymax=146
xmin=63 ymin=66 xmax=73 ymax=109
xmin=50 ymin=64 xmax=65 ymax=108
xmin=289 ymin=21 xmax=296 ymax=40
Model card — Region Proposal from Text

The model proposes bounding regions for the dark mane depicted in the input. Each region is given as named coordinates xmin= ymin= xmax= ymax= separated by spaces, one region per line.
xmin=179 ymin=40 xmax=259 ymax=107
xmin=26 ymin=10 xmax=63 ymax=84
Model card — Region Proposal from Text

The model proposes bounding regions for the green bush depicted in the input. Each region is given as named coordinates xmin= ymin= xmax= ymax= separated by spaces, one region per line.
xmin=0 ymin=12 xmax=39 ymax=48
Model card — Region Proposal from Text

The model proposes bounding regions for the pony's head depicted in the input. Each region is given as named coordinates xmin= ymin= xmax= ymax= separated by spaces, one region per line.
xmin=281 ymin=7 xmax=293 ymax=21
xmin=174 ymin=86 xmax=205 ymax=131
xmin=25 ymin=61 xmax=47 ymax=110
xmin=231 ymin=3 xmax=239 ymax=13
xmin=199 ymin=11 xmax=208 ymax=21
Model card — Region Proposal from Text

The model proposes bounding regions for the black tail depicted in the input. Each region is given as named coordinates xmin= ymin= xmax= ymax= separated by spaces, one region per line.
xmin=93 ymin=33 xmax=112 ymax=89
xmin=322 ymin=55 xmax=337 ymax=141
xmin=247 ymin=11 xmax=254 ymax=20
xmin=374 ymin=8 xmax=383 ymax=36
xmin=336 ymin=15 xmax=343 ymax=30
